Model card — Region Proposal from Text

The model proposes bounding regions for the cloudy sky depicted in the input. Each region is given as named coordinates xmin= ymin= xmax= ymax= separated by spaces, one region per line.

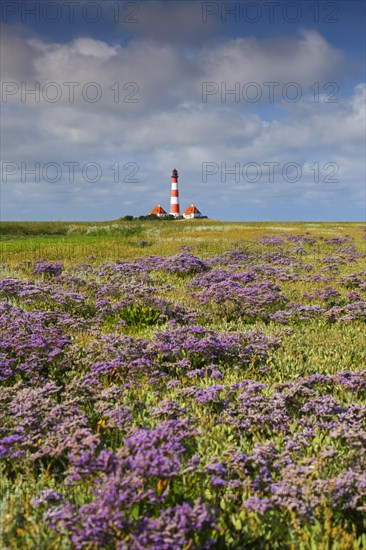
xmin=1 ymin=0 xmax=365 ymax=221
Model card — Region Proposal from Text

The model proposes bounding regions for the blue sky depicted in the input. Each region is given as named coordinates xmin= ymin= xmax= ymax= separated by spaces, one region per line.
xmin=1 ymin=0 xmax=365 ymax=221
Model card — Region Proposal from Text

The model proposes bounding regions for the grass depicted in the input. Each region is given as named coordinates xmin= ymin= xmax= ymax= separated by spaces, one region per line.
xmin=1 ymin=220 xmax=364 ymax=266
xmin=0 ymin=219 xmax=365 ymax=548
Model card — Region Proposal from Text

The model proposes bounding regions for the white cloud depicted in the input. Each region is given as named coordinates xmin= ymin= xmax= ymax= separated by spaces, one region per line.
xmin=199 ymin=29 xmax=350 ymax=88
xmin=1 ymin=26 xmax=364 ymax=220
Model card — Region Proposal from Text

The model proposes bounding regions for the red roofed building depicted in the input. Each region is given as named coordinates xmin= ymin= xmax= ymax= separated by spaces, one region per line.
xmin=183 ymin=204 xmax=203 ymax=219
xmin=150 ymin=204 xmax=167 ymax=217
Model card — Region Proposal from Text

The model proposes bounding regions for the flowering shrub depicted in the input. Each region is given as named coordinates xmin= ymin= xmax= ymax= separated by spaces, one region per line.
xmin=34 ymin=261 xmax=64 ymax=278
xmin=189 ymin=270 xmax=287 ymax=322
xmin=1 ymin=232 xmax=366 ymax=548
xmin=162 ymin=252 xmax=209 ymax=276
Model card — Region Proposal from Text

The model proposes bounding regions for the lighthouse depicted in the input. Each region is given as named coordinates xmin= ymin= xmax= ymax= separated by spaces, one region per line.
xmin=169 ymin=168 xmax=180 ymax=217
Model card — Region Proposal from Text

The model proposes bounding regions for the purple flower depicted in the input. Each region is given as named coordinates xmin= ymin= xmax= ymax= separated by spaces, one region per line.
xmin=243 ymin=496 xmax=272 ymax=515
xmin=210 ymin=476 xmax=226 ymax=486
xmin=33 ymin=260 xmax=64 ymax=277
xmin=31 ymin=489 xmax=64 ymax=508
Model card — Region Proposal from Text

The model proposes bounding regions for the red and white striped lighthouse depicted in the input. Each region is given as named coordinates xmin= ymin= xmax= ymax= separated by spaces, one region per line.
xmin=169 ymin=168 xmax=180 ymax=217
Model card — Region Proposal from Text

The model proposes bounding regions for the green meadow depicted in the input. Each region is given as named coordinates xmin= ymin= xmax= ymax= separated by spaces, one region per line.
xmin=1 ymin=219 xmax=364 ymax=265
xmin=0 ymin=220 xmax=365 ymax=549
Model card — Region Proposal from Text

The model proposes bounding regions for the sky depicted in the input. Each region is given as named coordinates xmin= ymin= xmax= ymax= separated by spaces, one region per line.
xmin=1 ymin=0 xmax=365 ymax=221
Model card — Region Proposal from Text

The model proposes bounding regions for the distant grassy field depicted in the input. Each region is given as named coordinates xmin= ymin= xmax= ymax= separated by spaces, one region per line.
xmin=1 ymin=219 xmax=364 ymax=266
